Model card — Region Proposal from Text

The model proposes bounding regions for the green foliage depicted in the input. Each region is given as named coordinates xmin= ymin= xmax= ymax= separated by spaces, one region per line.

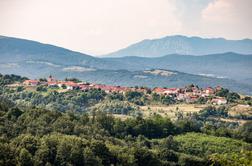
xmin=119 ymin=115 xmax=176 ymax=138
xmin=16 ymin=86 xmax=25 ymax=92
xmin=209 ymin=150 xmax=252 ymax=166
xmin=178 ymin=153 xmax=206 ymax=166
xmin=0 ymin=74 xmax=28 ymax=86
xmin=158 ymin=149 xmax=178 ymax=163
xmin=227 ymin=92 xmax=240 ymax=102
xmin=107 ymin=92 xmax=124 ymax=101
xmin=133 ymin=148 xmax=161 ymax=166
xmin=39 ymin=78 xmax=47 ymax=82
xmin=0 ymin=143 xmax=16 ymax=166
xmin=0 ymin=98 xmax=251 ymax=165
xmin=175 ymin=133 xmax=251 ymax=157
xmin=151 ymin=93 xmax=160 ymax=102
xmin=18 ymin=148 xmax=33 ymax=166
xmin=197 ymin=97 xmax=208 ymax=104
xmin=216 ymin=88 xmax=240 ymax=103
xmin=175 ymin=119 xmax=201 ymax=133
xmin=216 ymin=88 xmax=230 ymax=97
xmin=61 ymin=84 xmax=67 ymax=89
xmin=36 ymin=86 xmax=47 ymax=92
xmin=237 ymin=121 xmax=252 ymax=143
xmin=199 ymin=106 xmax=228 ymax=118
xmin=0 ymin=74 xmax=252 ymax=165
xmin=65 ymin=78 xmax=81 ymax=83
xmin=161 ymin=135 xmax=179 ymax=151
xmin=1 ymin=88 xmax=106 ymax=112
xmin=125 ymin=91 xmax=144 ymax=105
xmin=161 ymin=95 xmax=176 ymax=105
xmin=91 ymin=100 xmax=137 ymax=115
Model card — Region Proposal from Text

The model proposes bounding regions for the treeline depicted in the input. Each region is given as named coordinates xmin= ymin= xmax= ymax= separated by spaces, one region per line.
xmin=1 ymin=89 xmax=251 ymax=143
xmin=0 ymin=98 xmax=252 ymax=166
xmin=0 ymin=97 xmax=198 ymax=139
xmin=0 ymin=74 xmax=28 ymax=86
xmin=1 ymin=74 xmax=252 ymax=165
xmin=1 ymin=87 xmax=107 ymax=112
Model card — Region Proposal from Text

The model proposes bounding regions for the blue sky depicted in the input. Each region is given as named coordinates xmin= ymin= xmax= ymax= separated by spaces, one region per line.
xmin=0 ymin=0 xmax=251 ymax=55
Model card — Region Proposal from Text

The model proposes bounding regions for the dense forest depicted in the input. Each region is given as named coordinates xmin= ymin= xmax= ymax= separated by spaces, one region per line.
xmin=0 ymin=74 xmax=252 ymax=166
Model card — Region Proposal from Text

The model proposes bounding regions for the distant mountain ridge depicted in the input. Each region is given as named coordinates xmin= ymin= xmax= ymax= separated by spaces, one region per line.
xmin=103 ymin=52 xmax=252 ymax=83
xmin=105 ymin=35 xmax=252 ymax=57
xmin=0 ymin=36 xmax=96 ymax=65
xmin=0 ymin=35 xmax=123 ymax=70
xmin=1 ymin=36 xmax=252 ymax=94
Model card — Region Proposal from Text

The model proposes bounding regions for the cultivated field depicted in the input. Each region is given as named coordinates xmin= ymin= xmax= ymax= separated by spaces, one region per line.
xmin=140 ymin=104 xmax=207 ymax=119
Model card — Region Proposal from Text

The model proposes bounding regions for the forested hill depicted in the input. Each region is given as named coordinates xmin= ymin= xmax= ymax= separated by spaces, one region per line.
xmin=0 ymin=74 xmax=252 ymax=166
xmin=103 ymin=52 xmax=252 ymax=84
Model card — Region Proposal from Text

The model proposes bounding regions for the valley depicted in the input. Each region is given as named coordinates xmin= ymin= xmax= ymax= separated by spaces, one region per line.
xmin=1 ymin=0 xmax=252 ymax=165
xmin=1 ymin=36 xmax=252 ymax=95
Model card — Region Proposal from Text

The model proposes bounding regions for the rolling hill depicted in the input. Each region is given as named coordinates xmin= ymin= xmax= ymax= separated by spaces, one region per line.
xmin=105 ymin=35 xmax=252 ymax=57
xmin=2 ymin=62 xmax=252 ymax=94
xmin=1 ymin=36 xmax=252 ymax=94
xmin=0 ymin=35 xmax=115 ymax=69
xmin=103 ymin=52 xmax=252 ymax=84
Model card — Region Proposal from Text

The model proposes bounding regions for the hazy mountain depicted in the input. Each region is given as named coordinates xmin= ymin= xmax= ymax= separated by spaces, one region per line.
xmin=103 ymin=52 xmax=252 ymax=83
xmin=105 ymin=35 xmax=252 ymax=57
xmin=1 ymin=62 xmax=252 ymax=95
xmin=0 ymin=36 xmax=116 ymax=69
xmin=0 ymin=36 xmax=91 ymax=64
xmin=1 ymin=36 xmax=252 ymax=94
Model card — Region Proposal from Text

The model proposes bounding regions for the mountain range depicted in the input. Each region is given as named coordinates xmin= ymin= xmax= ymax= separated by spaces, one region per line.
xmin=105 ymin=35 xmax=252 ymax=57
xmin=103 ymin=53 xmax=252 ymax=84
xmin=0 ymin=35 xmax=252 ymax=94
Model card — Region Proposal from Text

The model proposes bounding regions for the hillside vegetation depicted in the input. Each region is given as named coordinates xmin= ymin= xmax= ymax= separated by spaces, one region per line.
xmin=0 ymin=74 xmax=252 ymax=166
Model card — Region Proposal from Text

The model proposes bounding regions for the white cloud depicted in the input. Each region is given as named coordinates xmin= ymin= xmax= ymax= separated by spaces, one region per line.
xmin=200 ymin=0 xmax=252 ymax=39
xmin=0 ymin=0 xmax=251 ymax=55
xmin=0 ymin=0 xmax=182 ymax=55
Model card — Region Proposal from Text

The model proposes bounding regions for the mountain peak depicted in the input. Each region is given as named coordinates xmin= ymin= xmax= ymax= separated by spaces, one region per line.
xmin=105 ymin=35 xmax=252 ymax=57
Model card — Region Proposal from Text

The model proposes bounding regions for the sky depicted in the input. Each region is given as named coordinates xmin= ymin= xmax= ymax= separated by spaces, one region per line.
xmin=0 ymin=0 xmax=252 ymax=55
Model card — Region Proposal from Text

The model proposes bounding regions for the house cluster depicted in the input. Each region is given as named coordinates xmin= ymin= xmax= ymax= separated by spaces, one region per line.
xmin=23 ymin=76 xmax=131 ymax=93
xmin=153 ymin=85 xmax=227 ymax=105
xmin=22 ymin=76 xmax=227 ymax=105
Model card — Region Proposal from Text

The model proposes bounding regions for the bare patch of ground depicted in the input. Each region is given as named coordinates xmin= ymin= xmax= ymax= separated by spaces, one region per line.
xmin=229 ymin=104 xmax=252 ymax=117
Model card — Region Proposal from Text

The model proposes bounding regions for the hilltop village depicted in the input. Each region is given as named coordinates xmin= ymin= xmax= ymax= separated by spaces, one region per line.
xmin=15 ymin=75 xmax=228 ymax=105
xmin=1 ymin=74 xmax=252 ymax=166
